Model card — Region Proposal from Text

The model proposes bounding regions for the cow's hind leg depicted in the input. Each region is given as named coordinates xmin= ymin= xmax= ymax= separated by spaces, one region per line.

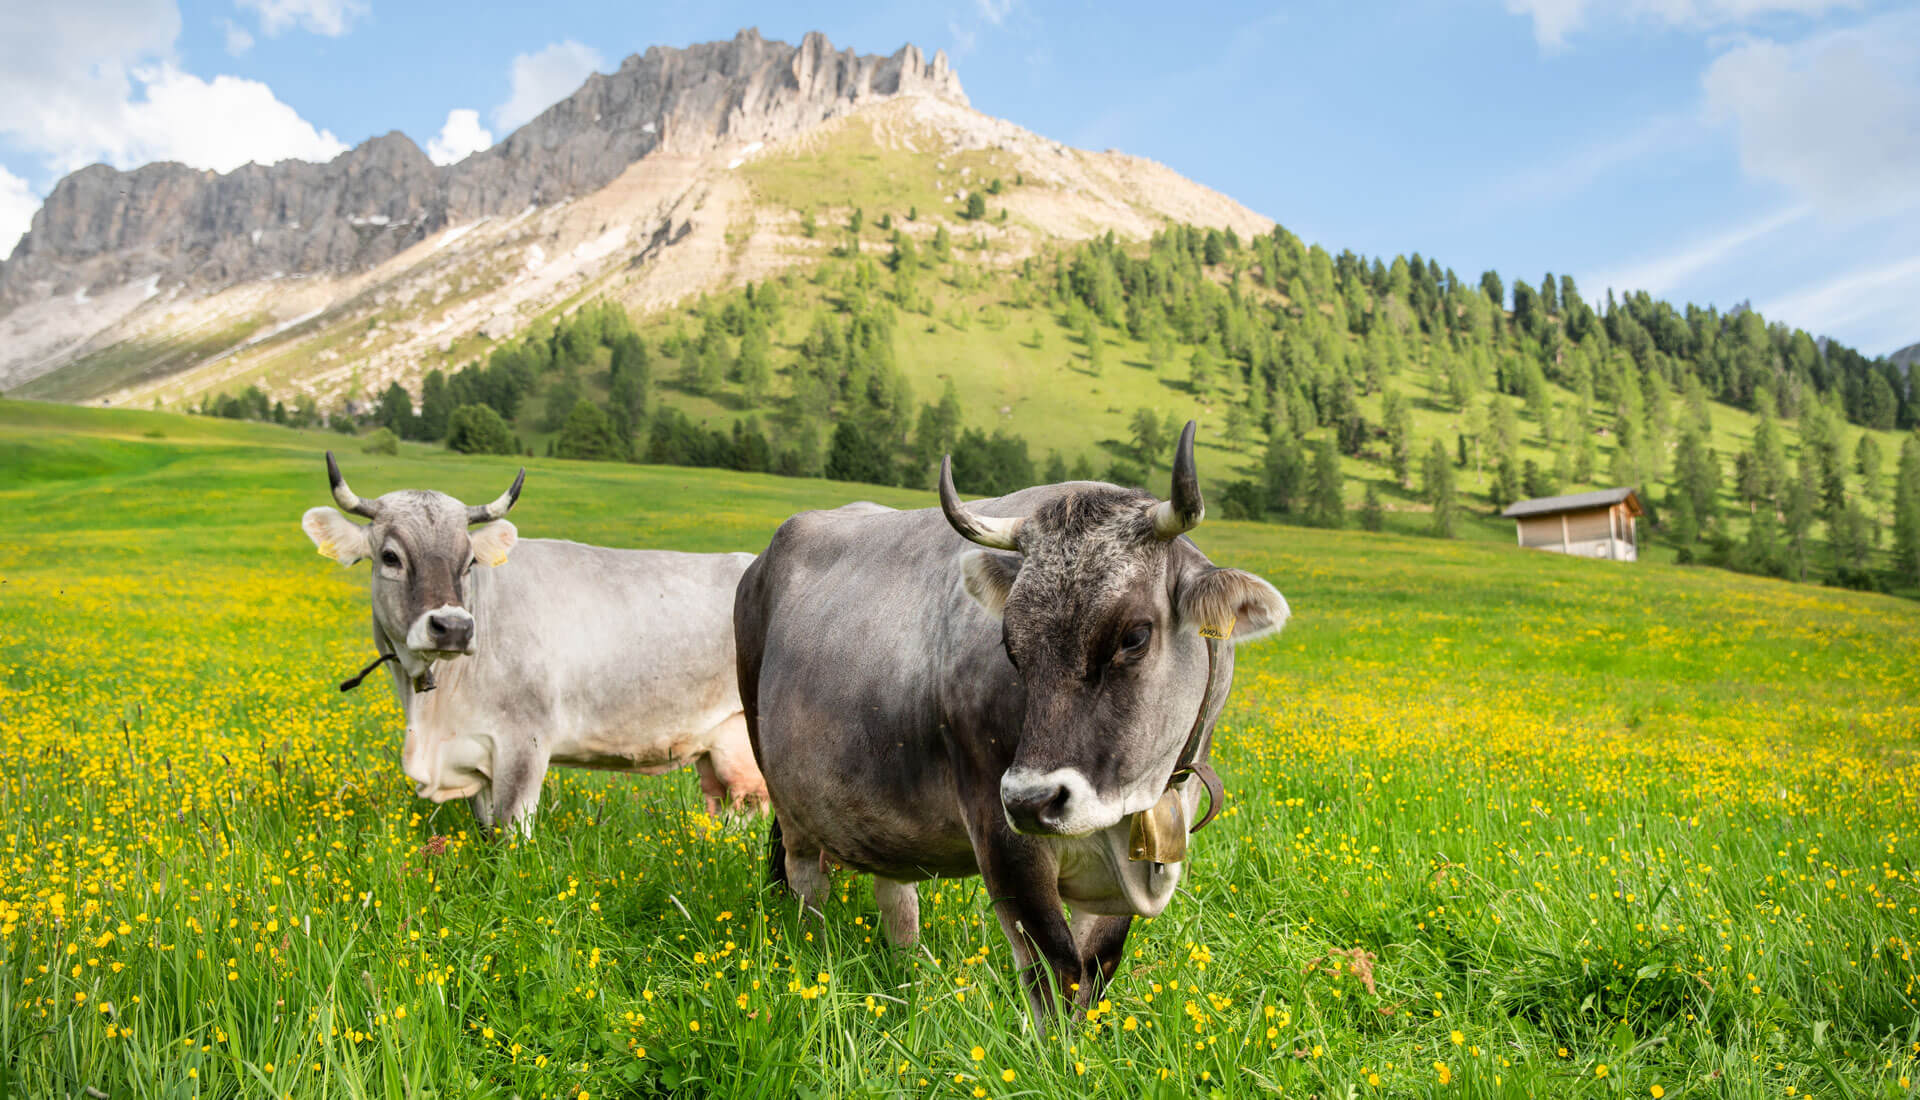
xmin=873 ymin=877 xmax=919 ymax=948
xmin=1069 ymin=910 xmax=1134 ymax=1001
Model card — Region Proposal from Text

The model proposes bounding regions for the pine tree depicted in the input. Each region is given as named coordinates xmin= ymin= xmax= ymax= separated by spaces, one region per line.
xmin=1893 ymin=436 xmax=1920 ymax=586
xmin=555 ymin=399 xmax=622 ymax=461
xmin=737 ymin=327 xmax=772 ymax=405
xmin=1490 ymin=455 xmax=1522 ymax=510
xmin=1263 ymin=431 xmax=1307 ymax=517
xmin=1130 ymin=408 xmax=1167 ymax=468
xmin=1188 ymin=345 xmax=1215 ymax=397
xmin=1225 ymin=403 xmax=1253 ymax=451
xmin=1479 ymin=270 xmax=1504 ymax=309
xmin=445 ymin=404 xmax=516 ymax=455
xmin=1423 ymin=438 xmax=1457 ymax=538
xmin=1147 ymin=326 xmax=1175 ymax=373
xmin=1488 ymin=396 xmax=1519 ymax=471
xmin=1085 ymin=324 xmax=1106 ymax=376
xmin=1671 ymin=424 xmax=1721 ymax=532
xmin=1830 ymin=501 xmax=1873 ymax=579
xmin=1308 ymin=437 xmax=1345 ymax=528
xmin=1383 ymin=388 xmax=1412 ymax=486
xmin=825 ymin=420 xmax=897 ymax=486
xmin=418 ymin=370 xmax=453 ymax=441
xmin=1783 ymin=461 xmax=1820 ymax=583
xmin=1360 ymin=482 xmax=1385 ymax=531
xmin=376 ymin=382 xmax=415 ymax=439
xmin=1856 ymin=434 xmax=1887 ymax=506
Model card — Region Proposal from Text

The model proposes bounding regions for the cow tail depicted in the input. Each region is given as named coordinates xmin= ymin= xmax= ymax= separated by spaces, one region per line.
xmin=766 ymin=814 xmax=789 ymax=891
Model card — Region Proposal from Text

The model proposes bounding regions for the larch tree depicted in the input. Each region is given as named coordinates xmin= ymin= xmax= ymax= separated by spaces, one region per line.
xmin=1423 ymin=438 xmax=1458 ymax=538
xmin=1308 ymin=436 xmax=1346 ymax=529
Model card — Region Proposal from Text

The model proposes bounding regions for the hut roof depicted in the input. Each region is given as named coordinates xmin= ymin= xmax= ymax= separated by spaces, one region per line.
xmin=1500 ymin=487 xmax=1642 ymax=519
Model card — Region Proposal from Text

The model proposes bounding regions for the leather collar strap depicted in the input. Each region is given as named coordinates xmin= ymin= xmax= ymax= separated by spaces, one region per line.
xmin=339 ymin=651 xmax=436 ymax=694
xmin=339 ymin=652 xmax=395 ymax=692
xmin=1169 ymin=636 xmax=1224 ymax=834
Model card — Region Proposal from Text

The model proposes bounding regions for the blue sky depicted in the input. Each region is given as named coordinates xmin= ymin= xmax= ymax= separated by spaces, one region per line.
xmin=3 ymin=0 xmax=1916 ymax=354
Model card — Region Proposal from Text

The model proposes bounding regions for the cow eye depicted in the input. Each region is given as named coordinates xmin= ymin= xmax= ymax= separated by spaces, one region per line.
xmin=1002 ymin=636 xmax=1020 ymax=670
xmin=380 ymin=549 xmax=402 ymax=569
xmin=1118 ymin=623 xmax=1152 ymax=656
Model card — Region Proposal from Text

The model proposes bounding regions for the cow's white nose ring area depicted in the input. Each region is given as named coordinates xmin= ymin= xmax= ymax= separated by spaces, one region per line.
xmin=1000 ymin=766 xmax=1109 ymax=836
xmin=407 ymin=605 xmax=475 ymax=655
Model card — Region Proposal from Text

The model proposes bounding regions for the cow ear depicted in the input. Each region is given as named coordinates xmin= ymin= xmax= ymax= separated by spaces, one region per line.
xmin=469 ymin=519 xmax=518 ymax=567
xmin=1177 ymin=567 xmax=1290 ymax=643
xmin=961 ymin=550 xmax=1020 ymax=619
xmin=302 ymin=507 xmax=370 ymax=565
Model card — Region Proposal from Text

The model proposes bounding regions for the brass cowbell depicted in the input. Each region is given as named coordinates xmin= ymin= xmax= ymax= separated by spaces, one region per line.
xmin=1126 ymin=786 xmax=1187 ymax=864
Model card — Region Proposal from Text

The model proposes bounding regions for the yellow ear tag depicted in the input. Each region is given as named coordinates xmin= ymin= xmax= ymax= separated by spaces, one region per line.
xmin=478 ymin=547 xmax=509 ymax=567
xmin=316 ymin=540 xmax=336 ymax=559
xmin=1198 ymin=615 xmax=1235 ymax=640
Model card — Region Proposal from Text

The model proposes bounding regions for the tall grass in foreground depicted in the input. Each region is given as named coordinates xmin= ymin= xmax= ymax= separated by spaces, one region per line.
xmin=2 ymin=413 xmax=1917 ymax=1098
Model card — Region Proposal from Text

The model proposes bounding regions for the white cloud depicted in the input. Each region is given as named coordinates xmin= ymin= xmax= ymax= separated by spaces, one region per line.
xmin=492 ymin=40 xmax=602 ymax=135
xmin=0 ymin=165 xmax=39 ymax=259
xmin=0 ymin=4 xmax=346 ymax=183
xmin=1506 ymin=0 xmax=1859 ymax=49
xmin=224 ymin=19 xmax=254 ymax=55
xmin=975 ymin=0 xmax=1016 ymax=25
xmin=1701 ymin=10 xmax=1920 ymax=221
xmin=947 ymin=20 xmax=978 ymax=55
xmin=118 ymin=65 xmax=346 ymax=171
xmin=235 ymin=0 xmax=366 ymax=38
xmin=1489 ymin=113 xmax=1697 ymax=206
xmin=0 ymin=1 xmax=181 ymax=170
xmin=1761 ymin=254 xmax=1920 ymax=354
xmin=426 ymin=108 xmax=492 ymax=165
xmin=1586 ymin=204 xmax=1810 ymax=296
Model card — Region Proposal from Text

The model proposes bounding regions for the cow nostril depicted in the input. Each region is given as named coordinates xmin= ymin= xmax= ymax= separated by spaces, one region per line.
xmin=428 ymin=617 xmax=447 ymax=636
xmin=1039 ymin=785 xmax=1071 ymax=827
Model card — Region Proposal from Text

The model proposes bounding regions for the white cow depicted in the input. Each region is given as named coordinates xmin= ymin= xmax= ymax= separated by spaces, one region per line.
xmin=301 ymin=454 xmax=766 ymax=833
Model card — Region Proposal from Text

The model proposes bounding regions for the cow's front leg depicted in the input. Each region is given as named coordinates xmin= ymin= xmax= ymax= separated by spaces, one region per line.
xmin=489 ymin=737 xmax=551 ymax=839
xmin=977 ymin=830 xmax=1087 ymax=1021
xmin=1069 ymin=910 xmax=1134 ymax=1002
xmin=468 ymin=786 xmax=497 ymax=832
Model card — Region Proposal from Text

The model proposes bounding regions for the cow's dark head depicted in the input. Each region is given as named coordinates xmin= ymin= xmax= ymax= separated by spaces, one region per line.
xmin=300 ymin=453 xmax=523 ymax=661
xmin=942 ymin=422 xmax=1289 ymax=841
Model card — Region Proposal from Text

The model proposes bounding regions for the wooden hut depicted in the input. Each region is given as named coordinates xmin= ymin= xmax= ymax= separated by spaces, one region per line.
xmin=1501 ymin=487 xmax=1642 ymax=562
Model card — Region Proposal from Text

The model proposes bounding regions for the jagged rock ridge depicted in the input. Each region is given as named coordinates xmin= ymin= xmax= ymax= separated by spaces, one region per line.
xmin=0 ymin=29 xmax=963 ymax=310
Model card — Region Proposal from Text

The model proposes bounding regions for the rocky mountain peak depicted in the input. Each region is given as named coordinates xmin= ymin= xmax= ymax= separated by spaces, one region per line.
xmin=0 ymin=30 xmax=965 ymax=311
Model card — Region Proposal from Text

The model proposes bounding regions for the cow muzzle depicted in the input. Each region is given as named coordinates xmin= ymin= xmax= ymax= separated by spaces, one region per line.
xmin=406 ymin=606 xmax=476 ymax=658
xmin=1000 ymin=767 xmax=1131 ymax=836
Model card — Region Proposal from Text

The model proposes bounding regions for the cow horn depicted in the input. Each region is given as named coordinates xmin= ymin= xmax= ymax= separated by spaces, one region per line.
xmin=939 ymin=454 xmax=1023 ymax=551
xmin=467 ymin=468 xmax=526 ymax=525
xmin=1149 ymin=420 xmax=1204 ymax=539
xmin=326 ymin=452 xmax=380 ymax=519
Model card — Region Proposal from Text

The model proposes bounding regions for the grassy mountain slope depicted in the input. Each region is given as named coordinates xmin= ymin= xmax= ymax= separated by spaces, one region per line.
xmin=464 ymin=236 xmax=1914 ymax=578
xmin=10 ymin=95 xmax=1268 ymax=412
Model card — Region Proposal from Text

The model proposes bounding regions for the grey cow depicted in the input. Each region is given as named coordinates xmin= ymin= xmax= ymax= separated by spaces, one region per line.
xmin=301 ymin=455 xmax=766 ymax=833
xmin=735 ymin=423 xmax=1288 ymax=1018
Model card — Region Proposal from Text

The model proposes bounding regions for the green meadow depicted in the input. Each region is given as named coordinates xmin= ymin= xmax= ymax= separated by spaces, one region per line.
xmin=2 ymin=402 xmax=1917 ymax=1098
